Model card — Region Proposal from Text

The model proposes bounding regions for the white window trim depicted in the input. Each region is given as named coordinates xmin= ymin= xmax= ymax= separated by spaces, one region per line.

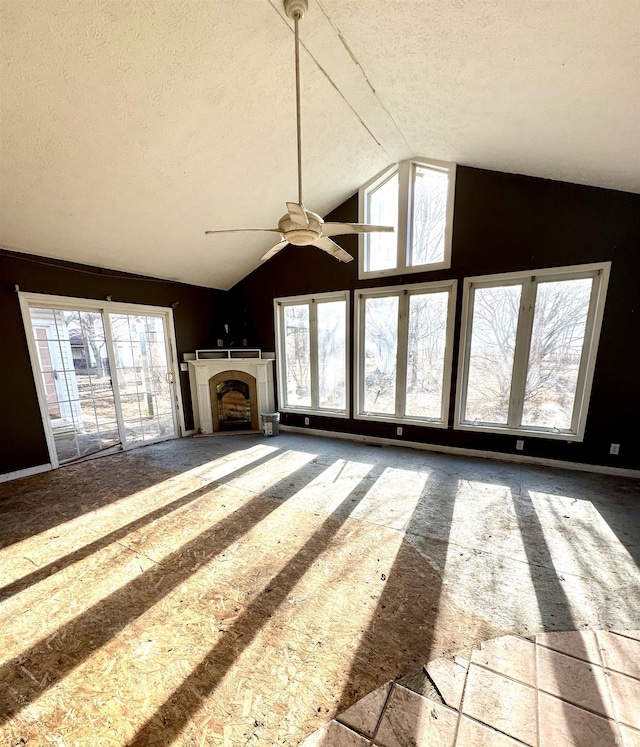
xmin=358 ymin=157 xmax=456 ymax=280
xmin=274 ymin=290 xmax=350 ymax=418
xmin=18 ymin=292 xmax=186 ymax=469
xmin=454 ymin=262 xmax=611 ymax=442
xmin=354 ymin=279 xmax=457 ymax=427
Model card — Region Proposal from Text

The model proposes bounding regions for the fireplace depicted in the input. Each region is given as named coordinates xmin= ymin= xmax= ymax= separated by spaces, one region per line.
xmin=187 ymin=353 xmax=275 ymax=435
xmin=209 ymin=370 xmax=259 ymax=431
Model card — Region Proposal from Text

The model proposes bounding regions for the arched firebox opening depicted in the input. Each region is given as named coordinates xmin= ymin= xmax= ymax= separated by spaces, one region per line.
xmin=209 ymin=370 xmax=259 ymax=431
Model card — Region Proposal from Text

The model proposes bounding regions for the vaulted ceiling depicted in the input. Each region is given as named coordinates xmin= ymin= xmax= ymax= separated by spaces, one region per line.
xmin=1 ymin=0 xmax=638 ymax=290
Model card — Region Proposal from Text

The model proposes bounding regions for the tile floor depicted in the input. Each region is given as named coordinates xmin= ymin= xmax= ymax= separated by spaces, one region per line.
xmin=0 ymin=433 xmax=639 ymax=745
xmin=305 ymin=630 xmax=640 ymax=746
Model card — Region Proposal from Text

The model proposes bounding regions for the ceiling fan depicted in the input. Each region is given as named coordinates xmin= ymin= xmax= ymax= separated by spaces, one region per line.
xmin=204 ymin=0 xmax=393 ymax=264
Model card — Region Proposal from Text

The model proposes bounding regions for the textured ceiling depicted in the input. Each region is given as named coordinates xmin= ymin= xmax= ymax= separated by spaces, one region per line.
xmin=1 ymin=0 xmax=638 ymax=290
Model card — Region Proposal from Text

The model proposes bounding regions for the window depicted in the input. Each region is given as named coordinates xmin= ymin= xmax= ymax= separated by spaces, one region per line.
xmin=274 ymin=291 xmax=349 ymax=417
xmin=455 ymin=263 xmax=610 ymax=440
xmin=359 ymin=158 xmax=456 ymax=279
xmin=355 ymin=280 xmax=457 ymax=426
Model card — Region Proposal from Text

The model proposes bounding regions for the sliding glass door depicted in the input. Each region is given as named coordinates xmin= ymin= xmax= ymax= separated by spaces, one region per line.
xmin=109 ymin=313 xmax=176 ymax=445
xmin=29 ymin=307 xmax=119 ymax=463
xmin=22 ymin=295 xmax=181 ymax=467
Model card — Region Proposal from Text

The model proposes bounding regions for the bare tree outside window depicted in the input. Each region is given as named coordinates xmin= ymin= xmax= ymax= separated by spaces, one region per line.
xmin=405 ymin=292 xmax=449 ymax=418
xmin=366 ymin=172 xmax=398 ymax=272
xmin=360 ymin=159 xmax=454 ymax=279
xmin=109 ymin=313 xmax=175 ymax=442
xmin=279 ymin=297 xmax=347 ymax=413
xmin=465 ymin=284 xmax=522 ymax=424
xmin=29 ymin=307 xmax=118 ymax=462
xmin=411 ymin=166 xmax=448 ymax=267
xmin=317 ymin=301 xmax=346 ymax=410
xmin=65 ymin=310 xmax=116 ymax=432
xmin=522 ymin=278 xmax=592 ymax=429
xmin=463 ymin=276 xmax=596 ymax=431
xmin=66 ymin=310 xmax=108 ymax=378
xmin=358 ymin=283 xmax=455 ymax=422
xmin=284 ymin=304 xmax=311 ymax=407
xmin=363 ymin=295 xmax=398 ymax=414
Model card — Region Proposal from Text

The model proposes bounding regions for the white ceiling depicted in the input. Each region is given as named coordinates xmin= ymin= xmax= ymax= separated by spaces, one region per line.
xmin=1 ymin=0 xmax=638 ymax=290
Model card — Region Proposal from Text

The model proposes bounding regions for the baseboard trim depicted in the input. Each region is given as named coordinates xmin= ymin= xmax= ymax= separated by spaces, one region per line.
xmin=182 ymin=429 xmax=196 ymax=437
xmin=279 ymin=426 xmax=640 ymax=479
xmin=0 ymin=463 xmax=52 ymax=484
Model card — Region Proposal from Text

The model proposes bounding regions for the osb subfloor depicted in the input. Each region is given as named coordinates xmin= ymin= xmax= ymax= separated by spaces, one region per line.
xmin=0 ymin=433 xmax=639 ymax=746
xmin=304 ymin=630 xmax=640 ymax=745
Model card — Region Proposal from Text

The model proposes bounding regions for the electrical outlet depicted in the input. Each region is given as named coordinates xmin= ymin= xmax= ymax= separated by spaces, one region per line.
xmin=304 ymin=417 xmax=310 ymax=426
xmin=396 ymin=426 xmax=403 ymax=436
xmin=610 ymin=443 xmax=620 ymax=455
xmin=516 ymin=439 xmax=524 ymax=451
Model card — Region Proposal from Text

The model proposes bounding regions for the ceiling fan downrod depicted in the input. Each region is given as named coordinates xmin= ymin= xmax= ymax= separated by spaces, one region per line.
xmin=203 ymin=0 xmax=392 ymax=265
xmin=284 ymin=0 xmax=308 ymax=206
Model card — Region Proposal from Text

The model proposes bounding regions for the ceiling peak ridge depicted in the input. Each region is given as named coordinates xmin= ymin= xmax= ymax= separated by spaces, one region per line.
xmin=269 ymin=0 xmax=411 ymax=163
xmin=315 ymin=0 xmax=412 ymax=157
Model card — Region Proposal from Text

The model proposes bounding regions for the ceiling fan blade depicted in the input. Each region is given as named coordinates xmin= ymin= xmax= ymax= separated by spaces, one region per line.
xmin=322 ymin=223 xmax=395 ymax=237
xmin=286 ymin=202 xmax=309 ymax=227
xmin=205 ymin=228 xmax=282 ymax=235
xmin=260 ymin=240 xmax=289 ymax=262
xmin=313 ymin=236 xmax=354 ymax=263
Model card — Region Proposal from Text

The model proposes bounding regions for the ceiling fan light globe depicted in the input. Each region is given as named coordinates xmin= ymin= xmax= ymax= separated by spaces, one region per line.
xmin=285 ymin=228 xmax=321 ymax=246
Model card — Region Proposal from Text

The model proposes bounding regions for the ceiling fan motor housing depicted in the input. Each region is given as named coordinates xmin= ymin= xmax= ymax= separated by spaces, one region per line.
xmin=278 ymin=211 xmax=322 ymax=245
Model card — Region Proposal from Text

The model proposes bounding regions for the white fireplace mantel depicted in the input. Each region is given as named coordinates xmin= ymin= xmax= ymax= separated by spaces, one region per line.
xmin=187 ymin=357 xmax=275 ymax=433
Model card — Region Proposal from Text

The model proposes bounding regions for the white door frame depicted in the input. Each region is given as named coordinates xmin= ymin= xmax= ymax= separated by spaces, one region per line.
xmin=18 ymin=292 xmax=186 ymax=469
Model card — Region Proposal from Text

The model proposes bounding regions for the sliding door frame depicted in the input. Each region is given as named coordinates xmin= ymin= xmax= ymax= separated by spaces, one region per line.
xmin=18 ymin=292 xmax=186 ymax=468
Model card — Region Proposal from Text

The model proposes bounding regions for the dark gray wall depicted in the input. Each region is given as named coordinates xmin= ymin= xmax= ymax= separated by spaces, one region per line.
xmin=0 ymin=249 xmax=225 ymax=475
xmin=231 ymin=166 xmax=640 ymax=471
xmin=3 ymin=165 xmax=638 ymax=476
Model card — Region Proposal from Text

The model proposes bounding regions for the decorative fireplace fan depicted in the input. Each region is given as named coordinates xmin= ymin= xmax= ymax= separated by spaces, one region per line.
xmin=204 ymin=0 xmax=394 ymax=263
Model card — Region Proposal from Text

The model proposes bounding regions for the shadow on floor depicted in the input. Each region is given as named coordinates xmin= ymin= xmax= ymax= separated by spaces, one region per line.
xmin=511 ymin=486 xmax=619 ymax=745
xmin=0 ymin=447 xmax=284 ymax=602
xmin=0 ymin=451 xmax=327 ymax=725
xmin=126 ymin=464 xmax=391 ymax=745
